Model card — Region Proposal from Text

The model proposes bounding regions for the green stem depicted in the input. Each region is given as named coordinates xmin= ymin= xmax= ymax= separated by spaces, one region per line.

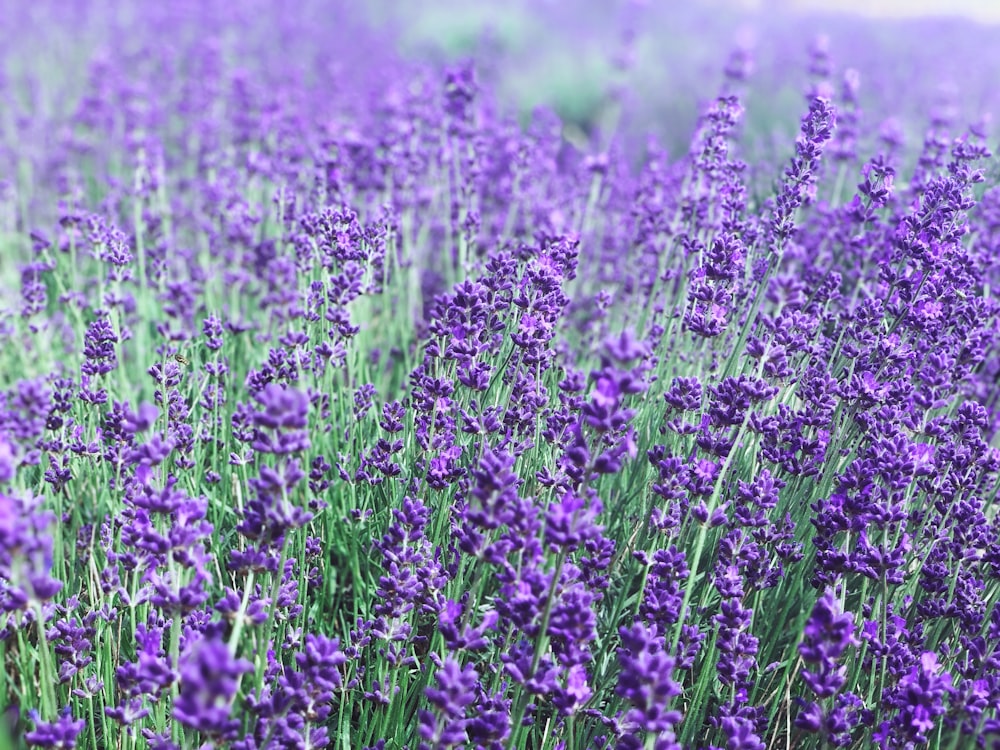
xmin=31 ymin=601 xmax=58 ymax=721
xmin=506 ymin=551 xmax=567 ymax=750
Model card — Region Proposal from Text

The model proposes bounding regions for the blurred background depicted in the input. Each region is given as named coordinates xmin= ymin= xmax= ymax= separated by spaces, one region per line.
xmin=1 ymin=0 xmax=997 ymax=171
xmin=352 ymin=0 xmax=1000 ymax=160
xmin=791 ymin=0 xmax=1000 ymax=21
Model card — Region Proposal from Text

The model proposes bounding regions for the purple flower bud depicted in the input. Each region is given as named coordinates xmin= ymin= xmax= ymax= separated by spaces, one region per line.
xmin=419 ymin=659 xmax=479 ymax=747
xmin=81 ymin=317 xmax=118 ymax=376
xmin=0 ymin=435 xmax=15 ymax=484
xmin=172 ymin=637 xmax=252 ymax=740
xmin=615 ymin=624 xmax=683 ymax=734
xmin=252 ymin=383 xmax=309 ymax=430
xmin=123 ymin=402 xmax=159 ymax=435
xmin=24 ymin=708 xmax=85 ymax=749
xmin=799 ymin=589 xmax=858 ymax=699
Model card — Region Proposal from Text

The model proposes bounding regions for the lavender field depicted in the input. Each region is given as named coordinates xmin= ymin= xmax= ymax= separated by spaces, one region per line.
xmin=3 ymin=1 xmax=1000 ymax=748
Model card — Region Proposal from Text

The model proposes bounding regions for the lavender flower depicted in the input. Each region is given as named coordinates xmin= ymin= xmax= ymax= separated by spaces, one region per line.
xmin=24 ymin=709 xmax=85 ymax=749
xmin=172 ymin=636 xmax=252 ymax=740
xmin=3 ymin=7 xmax=1000 ymax=749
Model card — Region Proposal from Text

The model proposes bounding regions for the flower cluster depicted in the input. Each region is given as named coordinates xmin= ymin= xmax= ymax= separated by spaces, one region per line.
xmin=2 ymin=2 xmax=1000 ymax=749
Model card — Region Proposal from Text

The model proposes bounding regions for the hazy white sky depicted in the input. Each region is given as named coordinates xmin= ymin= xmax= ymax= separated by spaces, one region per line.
xmin=756 ymin=0 xmax=1000 ymax=21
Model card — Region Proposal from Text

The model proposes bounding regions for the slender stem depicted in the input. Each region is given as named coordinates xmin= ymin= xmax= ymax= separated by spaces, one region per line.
xmin=255 ymin=540 xmax=289 ymax=698
xmin=227 ymin=570 xmax=257 ymax=654
xmin=31 ymin=601 xmax=58 ymax=721
xmin=506 ymin=551 xmax=567 ymax=750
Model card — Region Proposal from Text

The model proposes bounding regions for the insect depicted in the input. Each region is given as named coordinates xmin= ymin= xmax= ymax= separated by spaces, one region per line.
xmin=174 ymin=353 xmax=190 ymax=366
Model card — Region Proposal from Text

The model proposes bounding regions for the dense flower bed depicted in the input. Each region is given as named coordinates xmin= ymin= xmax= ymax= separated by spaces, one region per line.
xmin=2 ymin=2 xmax=1000 ymax=749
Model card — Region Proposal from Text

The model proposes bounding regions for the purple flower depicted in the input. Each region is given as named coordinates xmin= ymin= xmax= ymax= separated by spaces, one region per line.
xmin=720 ymin=715 xmax=765 ymax=750
xmin=80 ymin=317 xmax=118 ymax=376
xmin=252 ymin=383 xmax=309 ymax=431
xmin=172 ymin=636 xmax=253 ymax=740
xmin=544 ymin=490 xmax=602 ymax=551
xmin=639 ymin=547 xmax=688 ymax=629
xmin=123 ymin=402 xmax=158 ymax=434
xmin=798 ymin=589 xmax=858 ymax=699
xmin=418 ymin=658 xmax=479 ymax=748
xmin=24 ymin=708 xmax=85 ymax=749
xmin=664 ymin=377 xmax=703 ymax=412
xmin=114 ymin=622 xmax=174 ymax=702
xmin=0 ymin=491 xmax=62 ymax=605
xmin=439 ymin=599 xmax=497 ymax=652
xmin=601 ymin=330 xmax=649 ymax=366
xmin=876 ymin=652 xmax=953 ymax=746
xmin=0 ymin=434 xmax=15 ymax=483
xmin=615 ymin=623 xmax=683 ymax=734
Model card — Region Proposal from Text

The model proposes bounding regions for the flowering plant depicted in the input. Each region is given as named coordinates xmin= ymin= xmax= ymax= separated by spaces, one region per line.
xmin=1 ymin=2 xmax=1000 ymax=749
